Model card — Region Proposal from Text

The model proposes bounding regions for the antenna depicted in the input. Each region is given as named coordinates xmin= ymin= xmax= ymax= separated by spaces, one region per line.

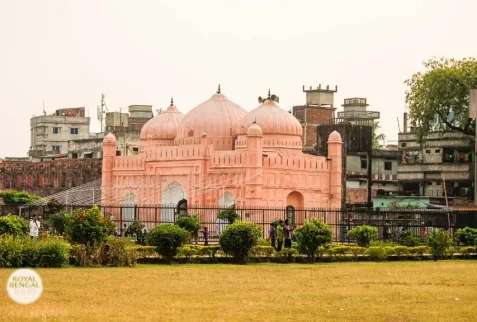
xmin=96 ymin=93 xmax=108 ymax=132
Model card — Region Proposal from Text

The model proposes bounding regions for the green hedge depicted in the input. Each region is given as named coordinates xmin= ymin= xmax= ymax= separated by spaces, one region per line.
xmin=0 ymin=235 xmax=69 ymax=268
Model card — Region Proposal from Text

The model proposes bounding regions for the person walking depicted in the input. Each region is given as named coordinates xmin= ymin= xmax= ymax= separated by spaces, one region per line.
xmin=29 ymin=215 xmax=40 ymax=239
xmin=203 ymin=226 xmax=209 ymax=246
xmin=283 ymin=219 xmax=293 ymax=249
xmin=267 ymin=223 xmax=277 ymax=250
xmin=276 ymin=220 xmax=284 ymax=252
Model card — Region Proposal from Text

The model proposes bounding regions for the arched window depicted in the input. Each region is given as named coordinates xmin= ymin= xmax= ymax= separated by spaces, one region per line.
xmin=285 ymin=205 xmax=295 ymax=224
xmin=177 ymin=199 xmax=188 ymax=216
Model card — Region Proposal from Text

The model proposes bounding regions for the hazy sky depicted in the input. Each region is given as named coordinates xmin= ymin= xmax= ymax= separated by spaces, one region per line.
xmin=1 ymin=0 xmax=476 ymax=157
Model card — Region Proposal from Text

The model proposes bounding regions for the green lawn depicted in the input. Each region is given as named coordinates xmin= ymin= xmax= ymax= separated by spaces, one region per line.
xmin=0 ymin=261 xmax=476 ymax=322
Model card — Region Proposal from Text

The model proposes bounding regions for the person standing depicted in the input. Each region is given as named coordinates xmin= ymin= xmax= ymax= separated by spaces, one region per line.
xmin=276 ymin=220 xmax=284 ymax=251
xmin=283 ymin=219 xmax=293 ymax=249
xmin=29 ymin=215 xmax=40 ymax=238
xmin=203 ymin=226 xmax=209 ymax=246
xmin=267 ymin=223 xmax=277 ymax=250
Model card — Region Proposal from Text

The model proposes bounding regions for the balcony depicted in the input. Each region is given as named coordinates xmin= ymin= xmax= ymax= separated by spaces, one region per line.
xmin=398 ymin=163 xmax=473 ymax=181
xmin=337 ymin=110 xmax=380 ymax=120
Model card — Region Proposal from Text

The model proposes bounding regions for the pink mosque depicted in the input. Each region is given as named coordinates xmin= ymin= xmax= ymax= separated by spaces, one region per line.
xmin=101 ymin=87 xmax=342 ymax=225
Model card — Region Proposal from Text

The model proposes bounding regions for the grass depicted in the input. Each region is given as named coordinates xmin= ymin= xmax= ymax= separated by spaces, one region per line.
xmin=0 ymin=261 xmax=477 ymax=322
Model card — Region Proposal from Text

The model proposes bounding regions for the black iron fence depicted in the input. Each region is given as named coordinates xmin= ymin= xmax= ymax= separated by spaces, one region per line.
xmin=3 ymin=204 xmax=477 ymax=243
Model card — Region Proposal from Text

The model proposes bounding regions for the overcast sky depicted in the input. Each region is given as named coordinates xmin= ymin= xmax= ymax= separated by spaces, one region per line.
xmin=1 ymin=0 xmax=476 ymax=158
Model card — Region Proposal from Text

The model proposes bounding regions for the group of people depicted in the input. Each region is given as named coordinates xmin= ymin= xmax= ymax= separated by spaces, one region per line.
xmin=267 ymin=219 xmax=294 ymax=251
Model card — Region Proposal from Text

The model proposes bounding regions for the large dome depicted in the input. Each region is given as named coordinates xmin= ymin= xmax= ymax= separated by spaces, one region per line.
xmin=238 ymin=99 xmax=303 ymax=137
xmin=140 ymin=100 xmax=184 ymax=141
xmin=175 ymin=88 xmax=247 ymax=150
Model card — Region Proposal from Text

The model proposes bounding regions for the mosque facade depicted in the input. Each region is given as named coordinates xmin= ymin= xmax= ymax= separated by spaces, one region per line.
xmin=101 ymin=87 xmax=342 ymax=225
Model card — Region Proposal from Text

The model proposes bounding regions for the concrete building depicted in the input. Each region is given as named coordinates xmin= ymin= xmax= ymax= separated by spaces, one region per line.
xmin=101 ymin=88 xmax=343 ymax=230
xmin=338 ymin=98 xmax=380 ymax=122
xmin=292 ymin=85 xmax=337 ymax=151
xmin=398 ymin=115 xmax=474 ymax=204
xmin=29 ymin=107 xmax=91 ymax=161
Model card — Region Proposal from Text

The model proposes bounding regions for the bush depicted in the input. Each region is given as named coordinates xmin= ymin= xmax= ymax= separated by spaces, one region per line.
xmin=196 ymin=245 xmax=221 ymax=258
xmin=65 ymin=206 xmax=115 ymax=249
xmin=0 ymin=190 xmax=41 ymax=205
xmin=136 ymin=245 xmax=158 ymax=258
xmin=297 ymin=219 xmax=332 ymax=263
xmin=217 ymin=205 xmax=239 ymax=224
xmin=426 ymin=229 xmax=453 ymax=261
xmin=0 ymin=215 xmax=28 ymax=236
xmin=107 ymin=237 xmax=138 ymax=267
xmin=177 ymin=246 xmax=198 ymax=259
xmin=365 ymin=246 xmax=389 ymax=261
xmin=456 ymin=227 xmax=477 ymax=246
xmin=175 ymin=215 xmax=200 ymax=237
xmin=147 ymin=225 xmax=190 ymax=263
xmin=0 ymin=235 xmax=68 ymax=268
xmin=46 ymin=212 xmax=71 ymax=235
xmin=348 ymin=225 xmax=378 ymax=247
xmin=398 ymin=230 xmax=420 ymax=247
xmin=274 ymin=248 xmax=298 ymax=263
xmin=219 ymin=221 xmax=261 ymax=264
xmin=250 ymin=245 xmax=274 ymax=258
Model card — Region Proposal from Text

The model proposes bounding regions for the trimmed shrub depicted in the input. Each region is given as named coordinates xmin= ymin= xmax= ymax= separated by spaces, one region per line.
xmin=126 ymin=220 xmax=147 ymax=245
xmin=426 ymin=229 xmax=453 ymax=261
xmin=196 ymin=245 xmax=220 ymax=258
xmin=136 ymin=245 xmax=158 ymax=258
xmin=0 ymin=235 xmax=68 ymax=268
xmin=393 ymin=246 xmax=411 ymax=257
xmin=175 ymin=215 xmax=200 ymax=237
xmin=250 ymin=245 xmax=274 ymax=258
xmin=177 ymin=246 xmax=198 ymax=259
xmin=398 ymin=230 xmax=420 ymax=247
xmin=219 ymin=221 xmax=261 ymax=264
xmin=275 ymin=248 xmax=298 ymax=263
xmin=0 ymin=215 xmax=28 ymax=236
xmin=365 ymin=246 xmax=388 ymax=261
xmin=456 ymin=227 xmax=477 ymax=246
xmin=348 ymin=225 xmax=378 ymax=247
xmin=147 ymin=225 xmax=190 ymax=263
xmin=296 ymin=219 xmax=332 ymax=263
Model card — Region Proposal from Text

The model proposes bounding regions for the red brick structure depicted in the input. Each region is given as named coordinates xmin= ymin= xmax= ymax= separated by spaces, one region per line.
xmin=292 ymin=85 xmax=337 ymax=150
xmin=0 ymin=159 xmax=102 ymax=197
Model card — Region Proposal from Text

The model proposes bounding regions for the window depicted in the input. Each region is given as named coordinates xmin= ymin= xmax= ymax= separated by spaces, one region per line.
xmin=71 ymin=153 xmax=78 ymax=159
xmin=384 ymin=161 xmax=392 ymax=171
xmin=401 ymin=142 xmax=407 ymax=148
xmin=426 ymin=149 xmax=431 ymax=153
xmin=361 ymin=159 xmax=367 ymax=169
xmin=52 ymin=145 xmax=61 ymax=153
xmin=435 ymin=149 xmax=440 ymax=153
xmin=116 ymin=151 xmax=121 ymax=156
xmin=70 ymin=128 xmax=79 ymax=135
xmin=52 ymin=127 xmax=61 ymax=134
xmin=132 ymin=147 xmax=139 ymax=155
xmin=83 ymin=152 xmax=93 ymax=159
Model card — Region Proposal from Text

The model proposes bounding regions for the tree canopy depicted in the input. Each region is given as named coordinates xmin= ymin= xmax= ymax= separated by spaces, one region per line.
xmin=405 ymin=57 xmax=477 ymax=143
xmin=0 ymin=190 xmax=42 ymax=205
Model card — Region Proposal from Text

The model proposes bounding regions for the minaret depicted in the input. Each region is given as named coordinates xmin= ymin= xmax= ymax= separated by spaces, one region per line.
xmin=245 ymin=123 xmax=263 ymax=207
xmin=327 ymin=130 xmax=342 ymax=208
xmin=102 ymin=133 xmax=117 ymax=205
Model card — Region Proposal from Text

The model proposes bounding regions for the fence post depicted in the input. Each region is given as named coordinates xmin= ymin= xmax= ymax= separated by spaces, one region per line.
xmin=262 ymin=209 xmax=265 ymax=238
xmin=154 ymin=207 xmax=158 ymax=227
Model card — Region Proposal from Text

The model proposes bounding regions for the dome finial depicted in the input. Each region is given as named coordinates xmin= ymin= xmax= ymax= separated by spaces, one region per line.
xmin=268 ymin=89 xmax=271 ymax=99
xmin=253 ymin=117 xmax=257 ymax=124
xmin=170 ymin=97 xmax=174 ymax=106
xmin=217 ymin=84 xmax=221 ymax=94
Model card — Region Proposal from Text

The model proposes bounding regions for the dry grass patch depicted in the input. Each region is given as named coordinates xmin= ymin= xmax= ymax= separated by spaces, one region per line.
xmin=0 ymin=261 xmax=476 ymax=322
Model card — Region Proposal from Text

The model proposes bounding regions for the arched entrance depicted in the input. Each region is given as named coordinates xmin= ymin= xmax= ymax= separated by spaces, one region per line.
xmin=177 ymin=199 xmax=188 ymax=216
xmin=123 ymin=193 xmax=136 ymax=228
xmin=161 ymin=182 xmax=187 ymax=223
xmin=217 ymin=192 xmax=235 ymax=235
xmin=286 ymin=191 xmax=304 ymax=224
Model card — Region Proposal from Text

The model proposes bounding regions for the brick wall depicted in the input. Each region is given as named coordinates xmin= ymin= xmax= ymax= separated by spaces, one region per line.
xmin=346 ymin=188 xmax=378 ymax=204
xmin=296 ymin=107 xmax=334 ymax=148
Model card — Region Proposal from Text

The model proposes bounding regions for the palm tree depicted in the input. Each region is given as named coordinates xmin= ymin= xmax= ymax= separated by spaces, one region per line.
xmin=372 ymin=121 xmax=386 ymax=149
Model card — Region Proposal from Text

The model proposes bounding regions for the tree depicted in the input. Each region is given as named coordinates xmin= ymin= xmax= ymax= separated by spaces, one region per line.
xmin=0 ymin=190 xmax=41 ymax=205
xmin=372 ymin=121 xmax=386 ymax=149
xmin=405 ymin=57 xmax=477 ymax=144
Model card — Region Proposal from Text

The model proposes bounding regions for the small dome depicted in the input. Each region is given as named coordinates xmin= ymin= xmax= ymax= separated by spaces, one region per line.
xmin=247 ymin=123 xmax=263 ymax=136
xmin=103 ymin=132 xmax=116 ymax=144
xmin=140 ymin=101 xmax=184 ymax=141
xmin=328 ymin=130 xmax=342 ymax=143
xmin=238 ymin=99 xmax=303 ymax=137
xmin=176 ymin=92 xmax=247 ymax=139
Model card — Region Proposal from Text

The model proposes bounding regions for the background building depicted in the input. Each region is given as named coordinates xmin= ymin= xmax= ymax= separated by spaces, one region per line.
xmin=398 ymin=113 xmax=474 ymax=205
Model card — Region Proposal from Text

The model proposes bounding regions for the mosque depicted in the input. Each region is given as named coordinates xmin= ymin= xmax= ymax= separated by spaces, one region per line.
xmin=101 ymin=86 xmax=342 ymax=224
